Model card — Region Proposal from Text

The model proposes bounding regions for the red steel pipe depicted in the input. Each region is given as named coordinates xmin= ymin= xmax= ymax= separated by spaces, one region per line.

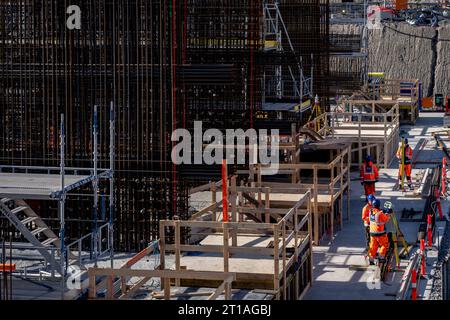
xmin=427 ymin=214 xmax=433 ymax=247
xmin=420 ymin=239 xmax=426 ymax=276
xmin=442 ymin=157 xmax=447 ymax=196
xmin=436 ymin=188 xmax=443 ymax=220
xmin=411 ymin=269 xmax=417 ymax=300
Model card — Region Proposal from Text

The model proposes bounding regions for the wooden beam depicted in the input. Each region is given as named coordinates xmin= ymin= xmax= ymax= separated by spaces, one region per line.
xmin=165 ymin=244 xmax=275 ymax=256
xmin=190 ymin=201 xmax=223 ymax=221
xmin=89 ymin=268 xmax=237 ymax=281
xmin=119 ymin=276 xmax=152 ymax=299
xmin=207 ymin=275 xmax=234 ymax=300
xmin=223 ymin=223 xmax=229 ymax=273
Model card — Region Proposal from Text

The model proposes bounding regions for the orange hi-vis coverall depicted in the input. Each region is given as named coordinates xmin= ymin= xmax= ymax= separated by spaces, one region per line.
xmin=396 ymin=145 xmax=413 ymax=185
xmin=360 ymin=162 xmax=379 ymax=197
xmin=368 ymin=208 xmax=390 ymax=261
xmin=362 ymin=203 xmax=372 ymax=251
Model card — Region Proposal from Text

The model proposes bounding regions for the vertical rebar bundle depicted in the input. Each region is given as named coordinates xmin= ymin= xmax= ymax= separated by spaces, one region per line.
xmin=0 ymin=0 xmax=331 ymax=251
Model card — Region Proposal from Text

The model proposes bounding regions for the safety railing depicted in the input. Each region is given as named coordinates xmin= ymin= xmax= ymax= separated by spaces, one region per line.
xmin=161 ymin=189 xmax=313 ymax=300
xmin=0 ymin=164 xmax=111 ymax=177
xmin=2 ymin=243 xmax=60 ymax=279
xmin=88 ymin=267 xmax=237 ymax=300
xmin=66 ymin=222 xmax=111 ymax=269
xmin=397 ymin=240 xmax=427 ymax=300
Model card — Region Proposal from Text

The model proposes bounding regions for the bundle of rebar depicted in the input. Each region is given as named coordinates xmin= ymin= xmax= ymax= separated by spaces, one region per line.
xmin=0 ymin=0 xmax=331 ymax=251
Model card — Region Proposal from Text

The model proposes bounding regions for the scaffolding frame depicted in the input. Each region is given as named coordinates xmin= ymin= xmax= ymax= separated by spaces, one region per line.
xmin=0 ymin=104 xmax=115 ymax=299
xmin=1 ymin=0 xmax=331 ymax=250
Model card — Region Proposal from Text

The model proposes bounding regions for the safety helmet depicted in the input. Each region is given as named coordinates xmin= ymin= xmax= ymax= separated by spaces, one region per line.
xmin=365 ymin=155 xmax=372 ymax=162
xmin=372 ymin=199 xmax=381 ymax=209
xmin=367 ymin=194 xmax=376 ymax=203
xmin=404 ymin=137 xmax=409 ymax=145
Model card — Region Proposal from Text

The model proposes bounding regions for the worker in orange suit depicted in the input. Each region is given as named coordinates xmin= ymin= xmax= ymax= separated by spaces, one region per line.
xmin=368 ymin=199 xmax=390 ymax=265
xmin=362 ymin=194 xmax=376 ymax=253
xmin=396 ymin=138 xmax=414 ymax=190
xmin=360 ymin=155 xmax=379 ymax=200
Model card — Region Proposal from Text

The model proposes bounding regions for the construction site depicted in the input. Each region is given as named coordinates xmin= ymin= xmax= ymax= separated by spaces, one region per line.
xmin=1 ymin=0 xmax=450 ymax=304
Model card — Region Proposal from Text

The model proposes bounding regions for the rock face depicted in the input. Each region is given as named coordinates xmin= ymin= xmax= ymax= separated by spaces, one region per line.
xmin=434 ymin=26 xmax=450 ymax=95
xmin=368 ymin=23 xmax=437 ymax=96
xmin=333 ymin=22 xmax=450 ymax=96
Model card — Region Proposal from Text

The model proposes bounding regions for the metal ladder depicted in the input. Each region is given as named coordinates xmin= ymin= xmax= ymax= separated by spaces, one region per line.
xmin=0 ymin=197 xmax=73 ymax=272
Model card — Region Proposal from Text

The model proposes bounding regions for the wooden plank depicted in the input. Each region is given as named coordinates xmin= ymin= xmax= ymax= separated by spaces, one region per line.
xmin=242 ymin=192 xmax=260 ymax=207
xmin=165 ymin=244 xmax=275 ymax=256
xmin=152 ymin=291 xmax=216 ymax=299
xmin=212 ymin=182 xmax=217 ymax=221
xmin=265 ymin=188 xmax=270 ymax=223
xmin=164 ymin=278 xmax=171 ymax=300
xmin=119 ymin=276 xmax=152 ymax=299
xmin=238 ymin=207 xmax=289 ymax=215
xmin=89 ymin=268 xmax=237 ymax=281
xmin=177 ymin=220 xmax=274 ymax=230
xmin=273 ymin=224 xmax=280 ymax=300
xmin=190 ymin=201 xmax=223 ymax=221
xmin=282 ymin=221 xmax=287 ymax=300
xmin=313 ymin=165 xmax=319 ymax=245
xmin=207 ymin=276 xmax=234 ymax=300
xmin=88 ymin=272 xmax=96 ymax=299
xmin=223 ymin=223 xmax=229 ymax=273
xmin=190 ymin=180 xmax=222 ymax=195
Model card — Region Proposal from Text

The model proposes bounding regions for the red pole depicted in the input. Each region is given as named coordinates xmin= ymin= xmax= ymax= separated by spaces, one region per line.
xmin=222 ymin=159 xmax=228 ymax=222
xmin=443 ymin=157 xmax=447 ymax=196
xmin=436 ymin=188 xmax=443 ymax=220
xmin=427 ymin=214 xmax=433 ymax=247
xmin=411 ymin=269 xmax=417 ymax=300
xmin=420 ymin=239 xmax=426 ymax=276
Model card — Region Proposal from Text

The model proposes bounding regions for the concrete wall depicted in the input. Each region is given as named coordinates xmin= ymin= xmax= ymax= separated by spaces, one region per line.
xmin=434 ymin=26 xmax=450 ymax=95
xmin=368 ymin=23 xmax=437 ymax=95
xmin=332 ymin=22 xmax=450 ymax=96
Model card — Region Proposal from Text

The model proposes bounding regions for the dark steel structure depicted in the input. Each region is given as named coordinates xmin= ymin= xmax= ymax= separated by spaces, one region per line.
xmin=0 ymin=0 xmax=330 ymax=251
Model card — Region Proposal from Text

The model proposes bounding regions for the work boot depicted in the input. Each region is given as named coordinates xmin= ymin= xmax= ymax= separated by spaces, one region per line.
xmin=409 ymin=184 xmax=414 ymax=191
xmin=369 ymin=260 xmax=375 ymax=266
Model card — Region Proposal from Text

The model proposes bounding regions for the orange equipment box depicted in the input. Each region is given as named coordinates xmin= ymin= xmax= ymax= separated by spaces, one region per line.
xmin=422 ymin=97 xmax=433 ymax=108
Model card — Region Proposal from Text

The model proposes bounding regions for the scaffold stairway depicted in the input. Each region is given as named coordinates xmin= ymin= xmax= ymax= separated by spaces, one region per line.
xmin=263 ymin=0 xmax=312 ymax=100
xmin=0 ymin=198 xmax=72 ymax=272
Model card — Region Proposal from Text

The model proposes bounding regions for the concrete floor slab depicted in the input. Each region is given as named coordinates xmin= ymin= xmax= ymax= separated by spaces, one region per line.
xmin=305 ymin=112 xmax=449 ymax=300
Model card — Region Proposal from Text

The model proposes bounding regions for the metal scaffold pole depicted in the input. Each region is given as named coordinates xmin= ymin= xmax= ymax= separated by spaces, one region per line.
xmin=93 ymin=105 xmax=99 ymax=267
xmin=0 ymin=0 xmax=331 ymax=251
xmin=109 ymin=101 xmax=115 ymax=269
xmin=59 ymin=113 xmax=66 ymax=300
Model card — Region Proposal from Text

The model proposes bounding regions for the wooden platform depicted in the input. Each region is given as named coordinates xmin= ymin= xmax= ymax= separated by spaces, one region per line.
xmin=361 ymin=78 xmax=420 ymax=124
xmin=331 ymin=122 xmax=394 ymax=138
xmin=157 ymin=188 xmax=314 ymax=300
xmin=250 ymin=141 xmax=350 ymax=245
xmin=305 ymin=104 xmax=400 ymax=168
xmin=181 ymin=235 xmax=286 ymax=275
